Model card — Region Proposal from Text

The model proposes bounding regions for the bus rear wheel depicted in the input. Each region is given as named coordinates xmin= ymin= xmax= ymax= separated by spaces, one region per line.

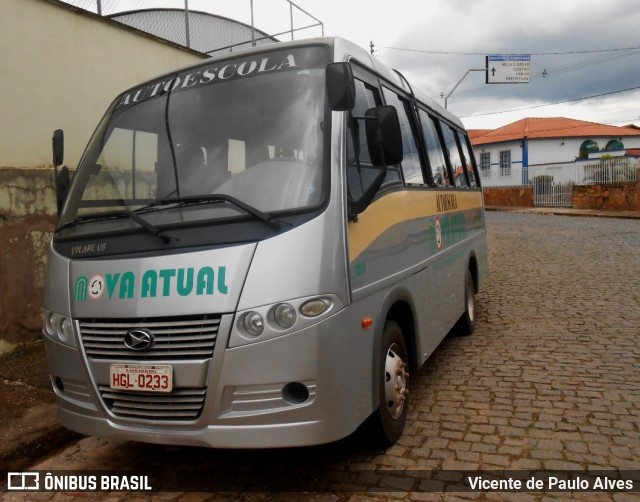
xmin=455 ymin=269 xmax=476 ymax=336
xmin=371 ymin=320 xmax=409 ymax=445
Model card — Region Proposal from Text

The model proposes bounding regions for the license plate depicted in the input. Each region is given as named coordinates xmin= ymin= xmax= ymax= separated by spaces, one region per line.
xmin=110 ymin=364 xmax=173 ymax=393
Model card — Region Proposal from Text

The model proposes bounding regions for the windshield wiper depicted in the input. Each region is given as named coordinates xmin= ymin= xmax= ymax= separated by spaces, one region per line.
xmin=139 ymin=194 xmax=282 ymax=230
xmin=58 ymin=210 xmax=177 ymax=244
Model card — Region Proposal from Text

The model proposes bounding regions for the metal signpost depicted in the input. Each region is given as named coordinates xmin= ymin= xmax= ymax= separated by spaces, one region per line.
xmin=445 ymin=54 xmax=531 ymax=108
xmin=486 ymin=55 xmax=531 ymax=84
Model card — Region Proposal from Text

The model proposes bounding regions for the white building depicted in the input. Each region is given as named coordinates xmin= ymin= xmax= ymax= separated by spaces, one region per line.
xmin=470 ymin=118 xmax=640 ymax=186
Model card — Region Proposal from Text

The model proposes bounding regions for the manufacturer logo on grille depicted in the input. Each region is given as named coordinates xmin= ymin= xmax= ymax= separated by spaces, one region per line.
xmin=124 ymin=329 xmax=154 ymax=351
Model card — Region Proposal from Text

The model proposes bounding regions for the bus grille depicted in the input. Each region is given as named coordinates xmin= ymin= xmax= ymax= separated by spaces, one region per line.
xmin=99 ymin=386 xmax=206 ymax=420
xmin=78 ymin=315 xmax=220 ymax=360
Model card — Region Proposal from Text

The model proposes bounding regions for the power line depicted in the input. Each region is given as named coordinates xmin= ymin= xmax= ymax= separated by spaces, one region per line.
xmin=541 ymin=48 xmax=640 ymax=77
xmin=459 ymin=85 xmax=640 ymax=118
xmin=607 ymin=117 xmax=640 ymax=125
xmin=382 ymin=45 xmax=640 ymax=56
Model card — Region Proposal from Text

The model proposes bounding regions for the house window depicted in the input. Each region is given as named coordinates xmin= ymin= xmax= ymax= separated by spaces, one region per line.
xmin=479 ymin=152 xmax=491 ymax=177
xmin=499 ymin=150 xmax=511 ymax=176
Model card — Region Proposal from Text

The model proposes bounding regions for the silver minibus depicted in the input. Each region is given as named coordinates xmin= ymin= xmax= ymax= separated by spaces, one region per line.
xmin=43 ymin=37 xmax=487 ymax=448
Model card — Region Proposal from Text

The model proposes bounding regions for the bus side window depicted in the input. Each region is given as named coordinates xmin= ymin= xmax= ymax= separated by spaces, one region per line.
xmin=457 ymin=131 xmax=479 ymax=188
xmin=346 ymin=78 xmax=395 ymax=200
xmin=418 ymin=111 xmax=449 ymax=188
xmin=382 ymin=87 xmax=425 ymax=186
xmin=441 ymin=125 xmax=468 ymax=188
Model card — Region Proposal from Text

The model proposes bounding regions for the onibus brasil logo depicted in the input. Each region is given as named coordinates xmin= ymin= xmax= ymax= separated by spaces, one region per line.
xmin=74 ymin=266 xmax=228 ymax=302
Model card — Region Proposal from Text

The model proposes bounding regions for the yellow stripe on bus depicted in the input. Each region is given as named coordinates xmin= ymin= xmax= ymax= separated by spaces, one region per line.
xmin=348 ymin=190 xmax=483 ymax=262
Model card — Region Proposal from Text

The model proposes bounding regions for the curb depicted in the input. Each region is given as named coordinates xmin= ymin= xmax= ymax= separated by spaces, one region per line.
xmin=1 ymin=420 xmax=80 ymax=472
xmin=0 ymin=342 xmax=82 ymax=471
xmin=484 ymin=206 xmax=640 ymax=219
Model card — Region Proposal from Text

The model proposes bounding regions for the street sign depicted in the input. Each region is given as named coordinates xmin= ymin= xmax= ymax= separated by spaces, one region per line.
xmin=486 ymin=55 xmax=531 ymax=84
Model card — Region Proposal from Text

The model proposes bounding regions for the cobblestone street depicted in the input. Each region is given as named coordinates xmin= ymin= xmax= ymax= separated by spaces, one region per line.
xmin=416 ymin=212 xmax=640 ymax=473
xmin=3 ymin=212 xmax=640 ymax=501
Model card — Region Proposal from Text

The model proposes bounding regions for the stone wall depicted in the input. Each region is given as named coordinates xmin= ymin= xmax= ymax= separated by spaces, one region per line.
xmin=482 ymin=187 xmax=534 ymax=207
xmin=484 ymin=168 xmax=639 ymax=210
xmin=572 ymin=168 xmax=640 ymax=210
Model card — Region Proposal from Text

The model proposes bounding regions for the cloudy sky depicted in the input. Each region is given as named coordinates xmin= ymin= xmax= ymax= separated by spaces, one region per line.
xmin=97 ymin=0 xmax=640 ymax=130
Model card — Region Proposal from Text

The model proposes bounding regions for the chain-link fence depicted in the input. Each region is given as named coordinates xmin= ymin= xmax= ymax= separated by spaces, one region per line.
xmin=61 ymin=0 xmax=323 ymax=55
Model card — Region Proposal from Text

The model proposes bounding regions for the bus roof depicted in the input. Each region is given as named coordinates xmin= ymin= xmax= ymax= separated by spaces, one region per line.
xmin=121 ymin=36 xmax=464 ymax=129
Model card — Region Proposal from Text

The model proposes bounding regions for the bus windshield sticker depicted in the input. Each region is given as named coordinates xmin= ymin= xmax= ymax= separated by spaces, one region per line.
xmin=115 ymin=47 xmax=327 ymax=110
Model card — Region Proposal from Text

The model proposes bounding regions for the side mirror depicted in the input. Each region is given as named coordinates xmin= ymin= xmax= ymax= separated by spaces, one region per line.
xmin=52 ymin=129 xmax=64 ymax=167
xmin=326 ymin=62 xmax=355 ymax=111
xmin=364 ymin=105 xmax=403 ymax=167
xmin=52 ymin=129 xmax=69 ymax=216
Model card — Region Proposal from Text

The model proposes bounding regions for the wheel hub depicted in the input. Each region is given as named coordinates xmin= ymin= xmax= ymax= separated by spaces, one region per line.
xmin=384 ymin=343 xmax=409 ymax=420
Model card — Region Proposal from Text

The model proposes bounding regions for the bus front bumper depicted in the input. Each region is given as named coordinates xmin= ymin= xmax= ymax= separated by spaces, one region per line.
xmin=44 ymin=307 xmax=374 ymax=448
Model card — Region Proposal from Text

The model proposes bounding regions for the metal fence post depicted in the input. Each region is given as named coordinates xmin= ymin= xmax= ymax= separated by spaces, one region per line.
xmin=250 ymin=0 xmax=255 ymax=46
xmin=290 ymin=2 xmax=294 ymax=40
xmin=184 ymin=0 xmax=191 ymax=48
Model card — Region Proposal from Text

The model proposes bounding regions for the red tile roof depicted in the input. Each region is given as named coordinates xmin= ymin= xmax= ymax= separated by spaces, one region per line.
xmin=468 ymin=129 xmax=491 ymax=140
xmin=470 ymin=117 xmax=640 ymax=146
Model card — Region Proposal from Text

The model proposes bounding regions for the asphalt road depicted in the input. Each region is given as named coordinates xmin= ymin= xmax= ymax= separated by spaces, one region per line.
xmin=3 ymin=212 xmax=640 ymax=500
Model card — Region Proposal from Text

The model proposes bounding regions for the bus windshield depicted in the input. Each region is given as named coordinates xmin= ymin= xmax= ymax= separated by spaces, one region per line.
xmin=59 ymin=47 xmax=329 ymax=230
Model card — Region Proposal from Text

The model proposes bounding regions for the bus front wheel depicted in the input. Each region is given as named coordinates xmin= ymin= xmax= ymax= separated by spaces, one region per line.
xmin=371 ymin=320 xmax=409 ymax=445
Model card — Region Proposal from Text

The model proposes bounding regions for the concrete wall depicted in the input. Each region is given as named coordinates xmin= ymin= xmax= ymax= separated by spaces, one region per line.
xmin=0 ymin=0 xmax=203 ymax=169
xmin=0 ymin=0 xmax=205 ymax=341
xmin=0 ymin=169 xmax=57 ymax=340
xmin=528 ymin=138 xmax=585 ymax=165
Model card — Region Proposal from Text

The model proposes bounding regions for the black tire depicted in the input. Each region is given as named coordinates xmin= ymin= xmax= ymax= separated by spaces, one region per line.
xmin=454 ymin=269 xmax=476 ymax=336
xmin=370 ymin=320 xmax=409 ymax=446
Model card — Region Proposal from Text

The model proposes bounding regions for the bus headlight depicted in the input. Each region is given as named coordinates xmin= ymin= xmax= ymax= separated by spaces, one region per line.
xmin=300 ymin=299 xmax=329 ymax=317
xmin=43 ymin=311 xmax=76 ymax=347
xmin=273 ymin=303 xmax=296 ymax=329
xmin=230 ymin=295 xmax=342 ymax=348
xmin=241 ymin=311 xmax=265 ymax=337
